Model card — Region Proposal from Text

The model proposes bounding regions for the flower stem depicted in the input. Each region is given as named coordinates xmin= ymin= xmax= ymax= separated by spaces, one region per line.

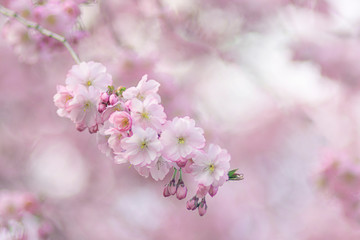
xmin=172 ymin=168 xmax=177 ymax=180
xmin=179 ymin=168 xmax=183 ymax=181
xmin=0 ymin=4 xmax=81 ymax=64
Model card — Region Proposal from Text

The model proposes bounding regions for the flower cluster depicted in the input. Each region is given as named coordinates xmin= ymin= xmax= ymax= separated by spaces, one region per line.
xmin=2 ymin=0 xmax=86 ymax=63
xmin=54 ymin=61 xmax=240 ymax=216
xmin=319 ymin=150 xmax=360 ymax=223
xmin=0 ymin=191 xmax=53 ymax=239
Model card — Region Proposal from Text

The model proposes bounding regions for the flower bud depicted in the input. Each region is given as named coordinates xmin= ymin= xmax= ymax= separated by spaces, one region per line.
xmin=176 ymin=180 xmax=187 ymax=200
xmin=98 ymin=103 xmax=107 ymax=113
xmin=100 ymin=92 xmax=109 ymax=103
xmin=198 ymin=198 xmax=207 ymax=216
xmin=186 ymin=196 xmax=198 ymax=211
xmin=109 ymin=94 xmax=118 ymax=105
xmin=176 ymin=158 xmax=187 ymax=168
xmin=88 ymin=124 xmax=99 ymax=134
xmin=163 ymin=185 xmax=171 ymax=197
xmin=76 ymin=122 xmax=86 ymax=132
xmin=209 ymin=185 xmax=218 ymax=197
xmin=168 ymin=179 xmax=177 ymax=195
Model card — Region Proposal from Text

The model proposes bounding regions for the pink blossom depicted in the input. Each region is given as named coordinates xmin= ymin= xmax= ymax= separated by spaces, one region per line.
xmin=123 ymin=75 xmax=161 ymax=102
xmin=191 ymin=144 xmax=230 ymax=187
xmin=66 ymin=62 xmax=112 ymax=91
xmin=109 ymin=111 xmax=132 ymax=132
xmin=160 ymin=117 xmax=205 ymax=161
xmin=96 ymin=132 xmax=113 ymax=158
xmin=105 ymin=128 xmax=126 ymax=153
xmin=67 ymin=85 xmax=101 ymax=131
xmin=120 ymin=127 xmax=162 ymax=167
xmin=53 ymin=85 xmax=73 ymax=118
xmin=2 ymin=21 xmax=39 ymax=64
xmin=101 ymin=101 xmax=125 ymax=123
xmin=33 ymin=1 xmax=79 ymax=36
xmin=149 ymin=156 xmax=172 ymax=181
xmin=129 ymin=97 xmax=166 ymax=132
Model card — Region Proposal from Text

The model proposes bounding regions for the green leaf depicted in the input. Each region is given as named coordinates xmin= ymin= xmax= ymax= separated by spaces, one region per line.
xmin=228 ymin=168 xmax=238 ymax=178
xmin=107 ymin=85 xmax=115 ymax=94
xmin=116 ymin=87 xmax=126 ymax=96
xmin=227 ymin=169 xmax=244 ymax=181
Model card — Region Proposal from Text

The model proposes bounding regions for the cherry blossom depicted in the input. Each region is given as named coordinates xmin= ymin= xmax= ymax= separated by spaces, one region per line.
xmin=66 ymin=85 xmax=101 ymax=132
xmin=160 ymin=117 xmax=206 ymax=162
xmin=109 ymin=111 xmax=132 ymax=132
xmin=129 ymin=97 xmax=166 ymax=132
xmin=120 ymin=127 xmax=162 ymax=167
xmin=191 ymin=144 xmax=231 ymax=187
xmin=66 ymin=61 xmax=113 ymax=91
xmin=123 ymin=75 xmax=161 ymax=102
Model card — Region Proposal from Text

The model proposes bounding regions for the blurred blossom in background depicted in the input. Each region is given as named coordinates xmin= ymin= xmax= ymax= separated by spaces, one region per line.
xmin=1 ymin=0 xmax=360 ymax=239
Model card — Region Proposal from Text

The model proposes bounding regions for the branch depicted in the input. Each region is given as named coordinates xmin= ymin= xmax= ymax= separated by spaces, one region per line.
xmin=0 ymin=4 xmax=81 ymax=64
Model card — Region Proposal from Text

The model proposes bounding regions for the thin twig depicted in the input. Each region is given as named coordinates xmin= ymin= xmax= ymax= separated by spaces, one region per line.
xmin=0 ymin=4 xmax=81 ymax=64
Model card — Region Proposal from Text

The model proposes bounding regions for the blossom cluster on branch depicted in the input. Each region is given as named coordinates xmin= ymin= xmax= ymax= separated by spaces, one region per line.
xmin=1 ymin=0 xmax=86 ymax=63
xmin=54 ymin=61 xmax=241 ymax=216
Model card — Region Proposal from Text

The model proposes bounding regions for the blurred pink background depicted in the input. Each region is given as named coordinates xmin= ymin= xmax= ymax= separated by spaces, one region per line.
xmin=1 ymin=0 xmax=360 ymax=239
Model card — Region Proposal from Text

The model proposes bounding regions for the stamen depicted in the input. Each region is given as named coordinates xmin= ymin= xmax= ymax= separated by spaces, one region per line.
xmin=209 ymin=164 xmax=215 ymax=173
xmin=141 ymin=112 xmax=149 ymax=119
xmin=140 ymin=141 xmax=147 ymax=149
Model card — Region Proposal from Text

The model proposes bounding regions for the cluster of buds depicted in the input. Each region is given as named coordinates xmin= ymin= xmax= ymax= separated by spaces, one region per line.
xmin=0 ymin=191 xmax=53 ymax=239
xmin=163 ymin=168 xmax=188 ymax=200
xmin=1 ymin=0 xmax=86 ymax=63
xmin=54 ymin=61 xmax=243 ymax=216
xmin=319 ymin=149 xmax=360 ymax=223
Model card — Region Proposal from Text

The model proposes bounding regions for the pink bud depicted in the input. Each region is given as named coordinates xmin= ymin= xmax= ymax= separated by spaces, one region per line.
xmin=198 ymin=198 xmax=207 ymax=216
xmin=100 ymin=92 xmax=109 ymax=103
xmin=76 ymin=122 xmax=86 ymax=132
xmin=98 ymin=103 xmax=107 ymax=113
xmin=209 ymin=185 xmax=219 ymax=197
xmin=186 ymin=196 xmax=198 ymax=211
xmin=176 ymin=158 xmax=187 ymax=168
xmin=163 ymin=185 xmax=171 ymax=197
xmin=168 ymin=179 xmax=177 ymax=195
xmin=109 ymin=94 xmax=118 ymax=105
xmin=88 ymin=124 xmax=99 ymax=134
xmin=176 ymin=180 xmax=187 ymax=200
